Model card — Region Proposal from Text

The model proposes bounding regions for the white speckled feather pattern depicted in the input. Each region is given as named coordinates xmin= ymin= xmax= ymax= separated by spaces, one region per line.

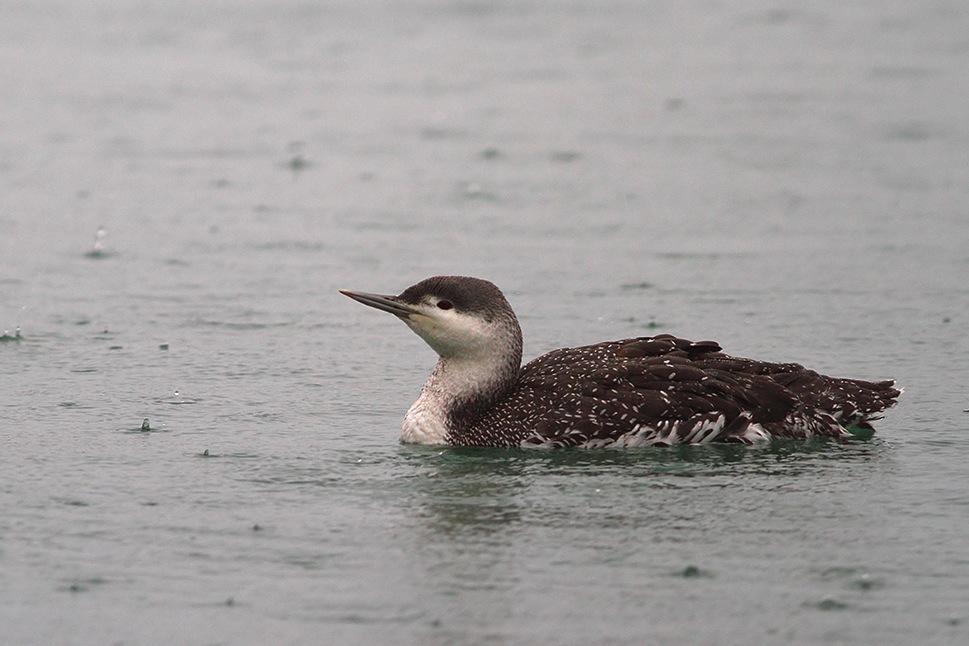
xmin=451 ymin=336 xmax=899 ymax=448
xmin=341 ymin=276 xmax=900 ymax=448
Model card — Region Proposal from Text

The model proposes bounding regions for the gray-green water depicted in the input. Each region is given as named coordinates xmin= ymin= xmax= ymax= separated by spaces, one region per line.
xmin=2 ymin=1 xmax=968 ymax=644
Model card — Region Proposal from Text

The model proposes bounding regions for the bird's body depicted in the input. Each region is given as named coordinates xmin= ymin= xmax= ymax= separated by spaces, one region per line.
xmin=341 ymin=276 xmax=900 ymax=448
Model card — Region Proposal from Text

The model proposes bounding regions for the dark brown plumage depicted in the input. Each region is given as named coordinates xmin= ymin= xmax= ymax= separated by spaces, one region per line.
xmin=341 ymin=276 xmax=901 ymax=448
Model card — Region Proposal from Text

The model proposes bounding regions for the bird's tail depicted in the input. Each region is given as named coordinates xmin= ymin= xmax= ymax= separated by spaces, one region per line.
xmin=804 ymin=376 xmax=901 ymax=437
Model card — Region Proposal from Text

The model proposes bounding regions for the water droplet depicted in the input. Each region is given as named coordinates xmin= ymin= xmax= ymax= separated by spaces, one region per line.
xmin=813 ymin=598 xmax=849 ymax=611
xmin=681 ymin=565 xmax=702 ymax=577
xmin=86 ymin=227 xmax=109 ymax=258
xmin=286 ymin=141 xmax=309 ymax=173
xmin=549 ymin=150 xmax=581 ymax=163
xmin=850 ymin=573 xmax=885 ymax=591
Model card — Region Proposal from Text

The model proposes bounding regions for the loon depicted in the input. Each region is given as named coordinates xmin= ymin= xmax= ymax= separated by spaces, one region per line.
xmin=341 ymin=276 xmax=900 ymax=448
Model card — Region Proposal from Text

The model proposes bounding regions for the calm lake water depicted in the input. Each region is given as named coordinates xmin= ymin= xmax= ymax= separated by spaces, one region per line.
xmin=2 ymin=1 xmax=968 ymax=644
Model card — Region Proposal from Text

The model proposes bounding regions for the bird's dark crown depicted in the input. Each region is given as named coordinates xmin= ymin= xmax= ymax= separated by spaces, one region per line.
xmin=397 ymin=275 xmax=511 ymax=322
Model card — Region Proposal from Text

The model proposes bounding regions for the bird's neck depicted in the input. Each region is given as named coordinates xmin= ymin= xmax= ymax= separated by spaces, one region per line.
xmin=401 ymin=352 xmax=520 ymax=444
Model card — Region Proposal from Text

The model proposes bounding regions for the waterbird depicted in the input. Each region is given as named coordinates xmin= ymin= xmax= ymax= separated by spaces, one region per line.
xmin=341 ymin=276 xmax=900 ymax=448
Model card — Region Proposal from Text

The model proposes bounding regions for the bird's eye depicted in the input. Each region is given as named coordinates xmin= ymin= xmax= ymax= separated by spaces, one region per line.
xmin=437 ymin=299 xmax=453 ymax=310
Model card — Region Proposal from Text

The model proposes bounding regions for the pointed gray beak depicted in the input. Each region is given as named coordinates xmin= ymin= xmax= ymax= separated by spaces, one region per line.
xmin=340 ymin=289 xmax=420 ymax=318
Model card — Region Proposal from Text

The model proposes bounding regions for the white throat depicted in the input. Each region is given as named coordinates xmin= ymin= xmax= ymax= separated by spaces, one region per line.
xmin=400 ymin=354 xmax=513 ymax=444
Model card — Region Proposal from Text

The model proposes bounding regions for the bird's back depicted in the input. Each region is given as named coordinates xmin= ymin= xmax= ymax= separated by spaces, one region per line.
xmin=450 ymin=334 xmax=900 ymax=448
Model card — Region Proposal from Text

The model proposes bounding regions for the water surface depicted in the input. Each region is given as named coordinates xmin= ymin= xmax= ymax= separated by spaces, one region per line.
xmin=2 ymin=1 xmax=968 ymax=644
